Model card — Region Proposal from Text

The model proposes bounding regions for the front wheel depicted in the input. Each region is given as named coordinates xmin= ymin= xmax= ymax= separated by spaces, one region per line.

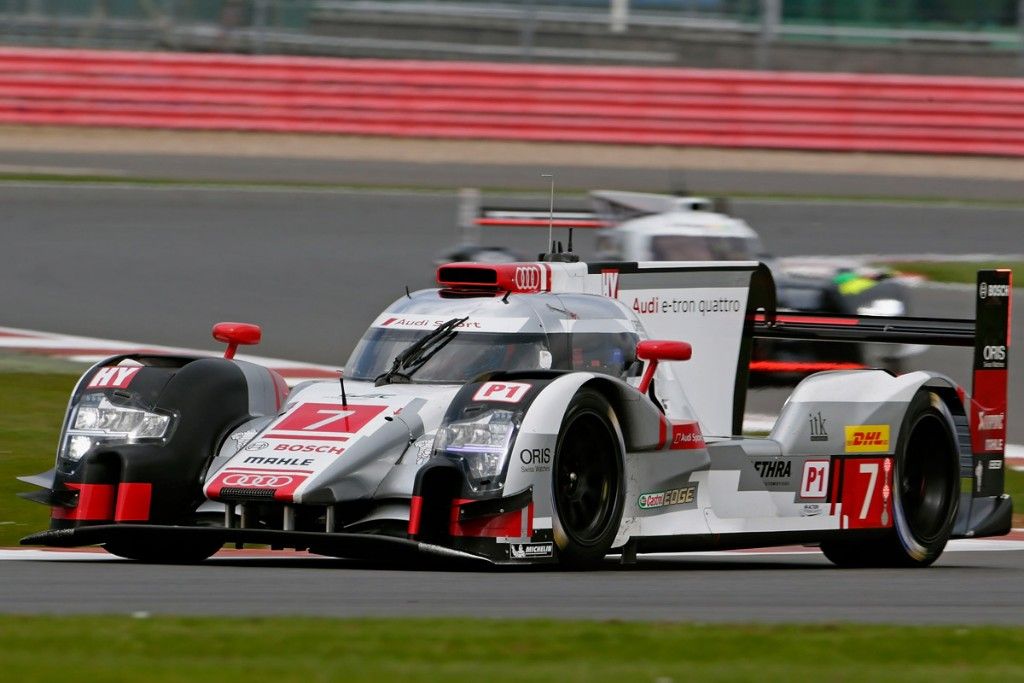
xmin=552 ymin=388 xmax=625 ymax=569
xmin=821 ymin=390 xmax=960 ymax=568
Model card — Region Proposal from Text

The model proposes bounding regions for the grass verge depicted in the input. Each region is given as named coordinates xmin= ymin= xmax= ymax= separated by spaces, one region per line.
xmin=888 ymin=261 xmax=1024 ymax=284
xmin=1005 ymin=467 xmax=1024 ymax=528
xmin=0 ymin=371 xmax=78 ymax=546
xmin=0 ymin=617 xmax=1023 ymax=682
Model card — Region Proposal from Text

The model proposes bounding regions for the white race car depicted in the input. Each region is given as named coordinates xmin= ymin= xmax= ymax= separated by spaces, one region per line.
xmin=20 ymin=259 xmax=1012 ymax=568
xmin=451 ymin=189 xmax=922 ymax=379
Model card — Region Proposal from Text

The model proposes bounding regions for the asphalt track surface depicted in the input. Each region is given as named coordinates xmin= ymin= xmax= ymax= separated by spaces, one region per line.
xmin=2 ymin=543 xmax=1024 ymax=623
xmin=2 ymin=154 xmax=1024 ymax=623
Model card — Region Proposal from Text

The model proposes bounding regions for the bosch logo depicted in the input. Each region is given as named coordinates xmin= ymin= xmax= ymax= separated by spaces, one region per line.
xmin=983 ymin=345 xmax=1006 ymax=361
xmin=980 ymin=282 xmax=1009 ymax=299
xmin=221 ymin=474 xmax=293 ymax=488
xmin=514 ymin=266 xmax=542 ymax=291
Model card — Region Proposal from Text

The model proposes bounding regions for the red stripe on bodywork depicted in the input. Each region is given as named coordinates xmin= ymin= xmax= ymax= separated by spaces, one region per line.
xmin=970 ymin=369 xmax=1008 ymax=454
xmin=51 ymin=483 xmax=116 ymax=521
xmin=268 ymin=369 xmax=291 ymax=409
xmin=114 ymin=482 xmax=152 ymax=522
xmin=448 ymin=498 xmax=531 ymax=538
xmin=474 ymin=218 xmax=607 ymax=228
xmin=668 ymin=421 xmax=705 ymax=450
xmin=753 ymin=313 xmax=860 ymax=326
xmin=265 ymin=434 xmax=350 ymax=442
xmin=749 ymin=360 xmax=866 ymax=372
xmin=407 ymin=495 xmax=423 ymax=537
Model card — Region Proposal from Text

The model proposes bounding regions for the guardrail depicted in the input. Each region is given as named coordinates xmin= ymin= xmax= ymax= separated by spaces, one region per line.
xmin=3 ymin=46 xmax=1024 ymax=156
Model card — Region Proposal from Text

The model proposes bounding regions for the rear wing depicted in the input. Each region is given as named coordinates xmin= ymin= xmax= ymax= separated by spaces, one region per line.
xmin=459 ymin=188 xmax=721 ymax=235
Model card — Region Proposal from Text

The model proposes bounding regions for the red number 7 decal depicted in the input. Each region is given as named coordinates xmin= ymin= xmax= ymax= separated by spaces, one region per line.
xmin=840 ymin=458 xmax=892 ymax=529
xmin=267 ymin=403 xmax=387 ymax=441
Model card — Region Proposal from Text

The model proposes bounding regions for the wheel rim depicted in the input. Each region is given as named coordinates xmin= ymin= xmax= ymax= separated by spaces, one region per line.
xmin=555 ymin=410 xmax=617 ymax=546
xmin=900 ymin=412 xmax=955 ymax=544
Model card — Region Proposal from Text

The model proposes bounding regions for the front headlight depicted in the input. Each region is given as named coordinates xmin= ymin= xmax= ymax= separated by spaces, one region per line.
xmin=857 ymin=298 xmax=905 ymax=317
xmin=434 ymin=409 xmax=517 ymax=490
xmin=61 ymin=396 xmax=172 ymax=462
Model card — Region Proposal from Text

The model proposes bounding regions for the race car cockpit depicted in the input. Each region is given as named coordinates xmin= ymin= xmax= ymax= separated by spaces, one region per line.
xmin=344 ymin=289 xmax=641 ymax=384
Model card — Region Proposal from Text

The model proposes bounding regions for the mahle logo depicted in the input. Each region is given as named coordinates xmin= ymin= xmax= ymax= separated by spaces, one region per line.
xmin=844 ymin=425 xmax=890 ymax=453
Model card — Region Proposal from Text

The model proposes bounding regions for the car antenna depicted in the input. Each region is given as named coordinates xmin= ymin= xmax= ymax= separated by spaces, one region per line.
xmin=502 ymin=290 xmax=511 ymax=304
xmin=404 ymin=285 xmax=411 ymax=299
xmin=537 ymin=173 xmax=579 ymax=263
xmin=542 ymin=172 xmax=554 ymax=255
xmin=339 ymin=371 xmax=348 ymax=407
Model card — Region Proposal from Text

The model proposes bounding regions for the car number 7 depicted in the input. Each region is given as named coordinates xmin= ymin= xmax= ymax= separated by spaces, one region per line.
xmin=858 ymin=462 xmax=879 ymax=520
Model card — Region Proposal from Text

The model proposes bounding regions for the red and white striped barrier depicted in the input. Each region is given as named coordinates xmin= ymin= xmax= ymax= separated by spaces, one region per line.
xmin=3 ymin=46 xmax=1024 ymax=155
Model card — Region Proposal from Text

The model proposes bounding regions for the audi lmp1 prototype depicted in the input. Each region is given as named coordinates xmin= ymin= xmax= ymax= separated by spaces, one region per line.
xmin=19 ymin=259 xmax=1013 ymax=568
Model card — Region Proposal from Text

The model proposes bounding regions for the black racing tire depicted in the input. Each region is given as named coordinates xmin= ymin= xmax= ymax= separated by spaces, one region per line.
xmin=104 ymin=536 xmax=223 ymax=564
xmin=821 ymin=390 xmax=960 ymax=568
xmin=551 ymin=388 xmax=625 ymax=569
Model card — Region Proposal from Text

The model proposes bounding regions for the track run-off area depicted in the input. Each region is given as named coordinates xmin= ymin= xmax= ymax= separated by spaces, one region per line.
xmin=1 ymin=139 xmax=1023 ymax=622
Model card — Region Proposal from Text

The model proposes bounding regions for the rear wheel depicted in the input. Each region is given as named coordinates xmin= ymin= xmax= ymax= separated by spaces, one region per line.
xmin=821 ymin=391 xmax=959 ymax=568
xmin=552 ymin=389 xmax=624 ymax=569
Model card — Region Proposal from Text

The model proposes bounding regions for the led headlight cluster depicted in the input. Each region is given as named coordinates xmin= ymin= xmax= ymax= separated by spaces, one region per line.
xmin=62 ymin=396 xmax=172 ymax=461
xmin=434 ymin=409 xmax=517 ymax=490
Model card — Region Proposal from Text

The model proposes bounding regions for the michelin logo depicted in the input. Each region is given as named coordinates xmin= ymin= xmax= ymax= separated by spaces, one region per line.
xmin=509 ymin=543 xmax=553 ymax=559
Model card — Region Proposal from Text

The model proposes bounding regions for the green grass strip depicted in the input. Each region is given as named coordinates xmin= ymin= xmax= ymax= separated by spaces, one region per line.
xmin=0 ymin=372 xmax=78 ymax=546
xmin=888 ymin=261 xmax=1024 ymax=284
xmin=0 ymin=617 xmax=1023 ymax=682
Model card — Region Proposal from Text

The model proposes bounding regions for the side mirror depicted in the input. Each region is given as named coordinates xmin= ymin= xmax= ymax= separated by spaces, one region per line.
xmin=636 ymin=340 xmax=691 ymax=394
xmin=212 ymin=322 xmax=262 ymax=359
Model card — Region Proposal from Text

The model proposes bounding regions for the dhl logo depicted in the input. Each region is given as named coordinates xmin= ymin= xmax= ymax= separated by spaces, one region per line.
xmin=844 ymin=425 xmax=890 ymax=453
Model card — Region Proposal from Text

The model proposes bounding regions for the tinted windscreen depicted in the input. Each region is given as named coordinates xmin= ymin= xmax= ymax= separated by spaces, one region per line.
xmin=346 ymin=329 xmax=550 ymax=383
xmin=346 ymin=328 xmax=641 ymax=383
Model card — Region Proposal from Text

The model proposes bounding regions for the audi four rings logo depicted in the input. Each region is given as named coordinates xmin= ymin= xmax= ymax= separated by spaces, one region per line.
xmin=221 ymin=473 xmax=293 ymax=487
xmin=514 ymin=266 xmax=542 ymax=291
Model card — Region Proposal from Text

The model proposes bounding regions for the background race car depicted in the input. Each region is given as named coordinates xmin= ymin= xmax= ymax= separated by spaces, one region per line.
xmin=442 ymin=189 xmax=920 ymax=381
